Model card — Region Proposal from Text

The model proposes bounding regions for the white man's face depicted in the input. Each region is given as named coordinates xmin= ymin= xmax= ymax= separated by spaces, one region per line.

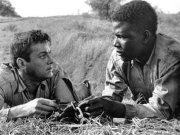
xmin=25 ymin=42 xmax=54 ymax=81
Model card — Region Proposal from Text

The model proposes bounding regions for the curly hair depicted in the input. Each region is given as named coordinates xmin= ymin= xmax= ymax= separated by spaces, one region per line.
xmin=10 ymin=30 xmax=51 ymax=68
xmin=111 ymin=0 xmax=157 ymax=34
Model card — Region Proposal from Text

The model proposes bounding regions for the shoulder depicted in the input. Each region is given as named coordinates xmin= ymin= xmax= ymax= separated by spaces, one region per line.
xmin=0 ymin=63 xmax=17 ymax=99
xmin=52 ymin=62 xmax=69 ymax=78
xmin=155 ymin=34 xmax=180 ymax=72
xmin=0 ymin=63 xmax=15 ymax=87
xmin=156 ymin=34 xmax=180 ymax=59
xmin=48 ymin=62 xmax=70 ymax=86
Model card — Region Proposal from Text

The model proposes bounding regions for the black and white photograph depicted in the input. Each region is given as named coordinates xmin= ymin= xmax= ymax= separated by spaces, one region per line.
xmin=0 ymin=0 xmax=180 ymax=134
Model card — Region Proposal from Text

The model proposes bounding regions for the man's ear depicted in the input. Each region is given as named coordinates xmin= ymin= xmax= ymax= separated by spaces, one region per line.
xmin=16 ymin=58 xmax=27 ymax=69
xmin=143 ymin=30 xmax=151 ymax=44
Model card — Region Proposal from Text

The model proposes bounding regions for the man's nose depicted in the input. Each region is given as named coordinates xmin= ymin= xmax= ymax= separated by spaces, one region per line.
xmin=113 ymin=38 xmax=121 ymax=48
xmin=47 ymin=55 xmax=54 ymax=64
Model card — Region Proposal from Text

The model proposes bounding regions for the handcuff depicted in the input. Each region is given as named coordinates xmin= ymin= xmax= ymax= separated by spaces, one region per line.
xmin=71 ymin=101 xmax=84 ymax=119
xmin=55 ymin=99 xmax=84 ymax=121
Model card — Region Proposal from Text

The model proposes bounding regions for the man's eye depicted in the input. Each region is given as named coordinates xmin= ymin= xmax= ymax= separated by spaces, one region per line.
xmin=116 ymin=34 xmax=127 ymax=39
xmin=40 ymin=55 xmax=46 ymax=59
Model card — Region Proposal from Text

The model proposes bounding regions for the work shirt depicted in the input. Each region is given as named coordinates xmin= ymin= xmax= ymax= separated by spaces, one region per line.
xmin=0 ymin=63 xmax=78 ymax=120
xmin=102 ymin=33 xmax=180 ymax=119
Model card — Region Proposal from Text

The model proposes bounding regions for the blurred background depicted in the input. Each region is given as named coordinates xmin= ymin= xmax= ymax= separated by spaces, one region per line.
xmin=0 ymin=0 xmax=180 ymax=96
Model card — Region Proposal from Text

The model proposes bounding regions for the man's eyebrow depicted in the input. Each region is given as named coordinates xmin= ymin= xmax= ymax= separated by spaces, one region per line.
xmin=39 ymin=50 xmax=51 ymax=55
xmin=113 ymin=32 xmax=123 ymax=35
xmin=115 ymin=31 xmax=129 ymax=35
xmin=112 ymin=32 xmax=121 ymax=35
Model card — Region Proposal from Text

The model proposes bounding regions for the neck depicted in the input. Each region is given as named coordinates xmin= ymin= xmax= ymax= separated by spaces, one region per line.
xmin=136 ymin=35 xmax=156 ymax=66
xmin=18 ymin=70 xmax=40 ymax=94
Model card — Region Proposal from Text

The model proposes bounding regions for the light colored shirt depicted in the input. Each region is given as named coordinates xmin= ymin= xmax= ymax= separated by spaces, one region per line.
xmin=0 ymin=63 xmax=78 ymax=120
xmin=102 ymin=33 xmax=180 ymax=119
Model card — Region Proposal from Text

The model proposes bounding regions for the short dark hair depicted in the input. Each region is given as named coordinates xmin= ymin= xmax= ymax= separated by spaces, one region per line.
xmin=10 ymin=30 xmax=51 ymax=68
xmin=111 ymin=0 xmax=157 ymax=34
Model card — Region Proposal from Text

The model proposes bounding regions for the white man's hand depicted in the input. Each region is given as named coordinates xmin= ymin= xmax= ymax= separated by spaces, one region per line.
xmin=8 ymin=98 xmax=58 ymax=119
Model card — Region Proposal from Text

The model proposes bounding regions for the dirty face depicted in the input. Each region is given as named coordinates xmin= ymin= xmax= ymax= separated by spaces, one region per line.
xmin=25 ymin=42 xmax=54 ymax=81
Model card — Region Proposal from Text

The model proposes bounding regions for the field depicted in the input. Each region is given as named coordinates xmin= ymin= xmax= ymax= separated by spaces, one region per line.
xmin=0 ymin=15 xmax=114 ymax=96
xmin=0 ymin=13 xmax=180 ymax=134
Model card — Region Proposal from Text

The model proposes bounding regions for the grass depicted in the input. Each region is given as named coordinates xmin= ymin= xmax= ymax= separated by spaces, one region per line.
xmin=1 ymin=116 xmax=180 ymax=134
xmin=0 ymin=13 xmax=180 ymax=134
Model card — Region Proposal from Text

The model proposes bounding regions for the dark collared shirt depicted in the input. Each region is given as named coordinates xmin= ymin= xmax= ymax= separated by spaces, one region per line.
xmin=103 ymin=33 xmax=180 ymax=119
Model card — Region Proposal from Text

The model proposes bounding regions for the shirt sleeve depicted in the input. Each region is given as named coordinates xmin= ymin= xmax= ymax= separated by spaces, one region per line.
xmin=52 ymin=63 xmax=79 ymax=102
xmin=125 ymin=61 xmax=180 ymax=119
xmin=0 ymin=91 xmax=10 ymax=121
xmin=102 ymin=50 xmax=129 ymax=102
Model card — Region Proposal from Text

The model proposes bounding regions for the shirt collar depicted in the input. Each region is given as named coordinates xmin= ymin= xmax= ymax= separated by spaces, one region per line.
xmin=16 ymin=74 xmax=27 ymax=93
xmin=17 ymin=77 xmax=47 ymax=93
xmin=4 ymin=63 xmax=26 ymax=93
xmin=6 ymin=63 xmax=47 ymax=93
xmin=145 ymin=42 xmax=156 ymax=66
xmin=132 ymin=37 xmax=157 ymax=66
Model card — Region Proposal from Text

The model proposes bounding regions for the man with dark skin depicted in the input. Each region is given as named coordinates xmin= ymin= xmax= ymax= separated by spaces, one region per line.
xmin=78 ymin=0 xmax=180 ymax=119
xmin=0 ymin=30 xmax=90 ymax=120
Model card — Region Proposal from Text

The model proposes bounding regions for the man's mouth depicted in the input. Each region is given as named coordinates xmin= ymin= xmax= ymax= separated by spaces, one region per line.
xmin=116 ymin=50 xmax=125 ymax=56
xmin=47 ymin=67 xmax=53 ymax=71
xmin=116 ymin=50 xmax=131 ymax=61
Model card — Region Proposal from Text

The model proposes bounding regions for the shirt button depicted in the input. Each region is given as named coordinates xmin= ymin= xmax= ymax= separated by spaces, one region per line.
xmin=40 ymin=84 xmax=45 ymax=90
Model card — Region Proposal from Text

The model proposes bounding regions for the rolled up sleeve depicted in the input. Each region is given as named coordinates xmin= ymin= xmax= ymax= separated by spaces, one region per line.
xmin=125 ymin=61 xmax=180 ymax=119
xmin=149 ymin=62 xmax=180 ymax=118
xmin=53 ymin=64 xmax=79 ymax=102
xmin=102 ymin=50 xmax=129 ymax=102
xmin=0 ymin=94 xmax=10 ymax=121
xmin=125 ymin=103 xmax=166 ymax=119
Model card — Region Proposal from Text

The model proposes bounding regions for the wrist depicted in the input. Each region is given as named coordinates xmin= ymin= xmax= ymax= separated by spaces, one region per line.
xmin=8 ymin=104 xmax=30 ymax=120
xmin=115 ymin=103 xmax=126 ymax=118
xmin=105 ymin=101 xmax=126 ymax=118
xmin=124 ymin=104 xmax=137 ymax=119
xmin=8 ymin=107 xmax=15 ymax=120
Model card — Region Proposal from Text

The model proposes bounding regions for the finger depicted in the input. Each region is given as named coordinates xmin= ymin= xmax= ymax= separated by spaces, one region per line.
xmin=40 ymin=99 xmax=59 ymax=108
xmin=88 ymin=97 xmax=102 ymax=105
xmin=85 ymin=103 xmax=103 ymax=112
xmin=82 ymin=95 xmax=95 ymax=101
xmin=58 ymin=104 xmax=69 ymax=110
xmin=83 ymin=112 xmax=91 ymax=118
xmin=35 ymin=109 xmax=51 ymax=115
xmin=37 ymin=104 xmax=57 ymax=112
xmin=89 ymin=109 xmax=104 ymax=117
xmin=78 ymin=96 xmax=100 ymax=109
xmin=79 ymin=95 xmax=97 ymax=106
xmin=63 ymin=105 xmax=74 ymax=112
xmin=78 ymin=100 xmax=90 ymax=110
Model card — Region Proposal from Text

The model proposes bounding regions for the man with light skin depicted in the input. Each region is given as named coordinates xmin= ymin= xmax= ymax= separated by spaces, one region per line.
xmin=78 ymin=0 xmax=180 ymax=119
xmin=0 ymin=30 xmax=90 ymax=120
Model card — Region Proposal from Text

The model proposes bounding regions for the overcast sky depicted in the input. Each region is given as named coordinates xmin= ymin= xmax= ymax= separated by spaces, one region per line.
xmin=9 ymin=0 xmax=180 ymax=17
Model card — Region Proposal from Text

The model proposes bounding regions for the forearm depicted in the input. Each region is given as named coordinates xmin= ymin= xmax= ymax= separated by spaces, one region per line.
xmin=8 ymin=104 xmax=33 ymax=120
xmin=8 ymin=98 xmax=58 ymax=120
xmin=0 ymin=104 xmax=31 ymax=121
xmin=124 ymin=103 xmax=167 ymax=119
xmin=0 ymin=108 xmax=10 ymax=121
